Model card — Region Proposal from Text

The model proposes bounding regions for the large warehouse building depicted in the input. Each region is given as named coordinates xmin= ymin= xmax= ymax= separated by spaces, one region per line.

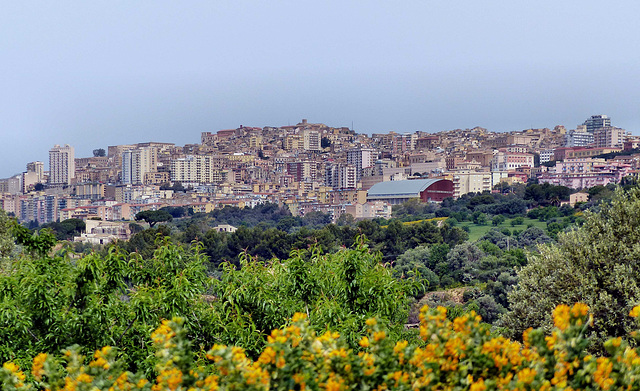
xmin=366 ymin=178 xmax=454 ymax=204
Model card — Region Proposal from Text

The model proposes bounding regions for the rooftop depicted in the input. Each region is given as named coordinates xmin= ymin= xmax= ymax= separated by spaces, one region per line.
xmin=367 ymin=179 xmax=444 ymax=197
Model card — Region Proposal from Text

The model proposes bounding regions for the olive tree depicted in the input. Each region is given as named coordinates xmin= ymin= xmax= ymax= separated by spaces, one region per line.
xmin=501 ymin=187 xmax=640 ymax=350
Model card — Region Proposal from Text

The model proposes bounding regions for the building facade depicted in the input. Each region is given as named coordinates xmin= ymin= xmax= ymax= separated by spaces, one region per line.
xmin=49 ymin=144 xmax=75 ymax=185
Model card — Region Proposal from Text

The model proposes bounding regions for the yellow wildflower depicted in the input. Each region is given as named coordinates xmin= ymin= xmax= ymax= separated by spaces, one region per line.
xmin=32 ymin=353 xmax=47 ymax=380
xmin=594 ymin=357 xmax=614 ymax=390
xmin=258 ymin=346 xmax=276 ymax=365
xmin=292 ymin=312 xmax=307 ymax=322
xmin=470 ymin=378 xmax=486 ymax=391
xmin=571 ymin=302 xmax=589 ymax=317
xmin=373 ymin=331 xmax=386 ymax=342
xmin=359 ymin=336 xmax=370 ymax=348
xmin=522 ymin=327 xmax=533 ymax=347
xmin=553 ymin=304 xmax=571 ymax=331
xmin=3 ymin=362 xmax=26 ymax=381
xmin=517 ymin=368 xmax=537 ymax=384
xmin=151 ymin=320 xmax=175 ymax=345
xmin=77 ymin=373 xmax=93 ymax=383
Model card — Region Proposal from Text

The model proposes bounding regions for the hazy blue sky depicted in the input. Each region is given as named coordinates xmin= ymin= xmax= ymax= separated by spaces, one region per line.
xmin=2 ymin=1 xmax=639 ymax=177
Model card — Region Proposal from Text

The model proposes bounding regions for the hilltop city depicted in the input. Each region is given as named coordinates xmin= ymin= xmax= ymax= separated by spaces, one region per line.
xmin=1 ymin=114 xmax=637 ymax=243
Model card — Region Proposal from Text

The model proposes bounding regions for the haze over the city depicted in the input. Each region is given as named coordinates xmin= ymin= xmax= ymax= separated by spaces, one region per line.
xmin=2 ymin=0 xmax=639 ymax=178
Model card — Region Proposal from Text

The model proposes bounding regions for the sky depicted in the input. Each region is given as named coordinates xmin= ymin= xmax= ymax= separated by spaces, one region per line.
xmin=1 ymin=1 xmax=639 ymax=178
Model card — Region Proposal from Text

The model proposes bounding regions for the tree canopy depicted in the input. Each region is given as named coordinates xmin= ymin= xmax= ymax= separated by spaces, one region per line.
xmin=502 ymin=187 xmax=640 ymax=351
xmin=134 ymin=210 xmax=173 ymax=228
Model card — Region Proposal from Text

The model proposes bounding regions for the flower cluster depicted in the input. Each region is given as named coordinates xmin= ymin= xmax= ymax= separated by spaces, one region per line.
xmin=4 ymin=303 xmax=640 ymax=390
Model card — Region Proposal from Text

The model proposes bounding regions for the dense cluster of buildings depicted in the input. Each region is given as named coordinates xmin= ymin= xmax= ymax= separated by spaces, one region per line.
xmin=1 ymin=115 xmax=638 ymax=231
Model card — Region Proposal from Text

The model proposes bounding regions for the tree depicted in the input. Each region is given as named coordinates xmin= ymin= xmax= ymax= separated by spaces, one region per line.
xmin=445 ymin=242 xmax=484 ymax=284
xmin=336 ymin=213 xmax=356 ymax=227
xmin=0 ymin=210 xmax=14 ymax=268
xmin=134 ymin=210 xmax=173 ymax=228
xmin=321 ymin=137 xmax=331 ymax=148
xmin=472 ymin=212 xmax=488 ymax=225
xmin=209 ymin=239 xmax=416 ymax=355
xmin=301 ymin=211 xmax=332 ymax=228
xmin=501 ymin=187 xmax=640 ymax=351
xmin=40 ymin=218 xmax=86 ymax=240
xmin=517 ymin=226 xmax=551 ymax=248
xmin=394 ymin=246 xmax=439 ymax=295
xmin=492 ymin=214 xmax=506 ymax=226
xmin=92 ymin=148 xmax=106 ymax=157
xmin=0 ymin=233 xmax=209 ymax=372
xmin=511 ymin=216 xmax=525 ymax=226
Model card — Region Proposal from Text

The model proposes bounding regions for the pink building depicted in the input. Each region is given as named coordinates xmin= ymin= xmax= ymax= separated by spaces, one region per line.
xmin=491 ymin=151 xmax=534 ymax=171
xmin=538 ymin=159 xmax=633 ymax=189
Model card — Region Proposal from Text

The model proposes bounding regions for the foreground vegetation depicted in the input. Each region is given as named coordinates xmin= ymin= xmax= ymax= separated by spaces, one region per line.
xmin=0 ymin=220 xmax=416 ymax=373
xmin=3 ymin=303 xmax=640 ymax=390
xmin=4 ymin=182 xmax=640 ymax=389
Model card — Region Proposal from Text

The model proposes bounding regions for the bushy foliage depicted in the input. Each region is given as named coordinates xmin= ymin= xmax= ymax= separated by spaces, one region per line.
xmin=209 ymin=238 xmax=417 ymax=354
xmin=0 ymin=231 xmax=210 ymax=374
xmin=39 ymin=218 xmax=85 ymax=240
xmin=135 ymin=210 xmax=173 ymax=228
xmin=5 ymin=303 xmax=640 ymax=390
xmin=144 ymin=219 xmax=467 ymax=268
xmin=502 ymin=187 xmax=640 ymax=351
xmin=393 ymin=246 xmax=439 ymax=297
xmin=524 ymin=183 xmax=573 ymax=206
xmin=0 ymin=209 xmax=14 ymax=262
xmin=0 ymin=227 xmax=416 ymax=370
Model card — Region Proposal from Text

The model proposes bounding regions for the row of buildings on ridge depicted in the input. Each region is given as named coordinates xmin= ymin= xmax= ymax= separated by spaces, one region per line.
xmin=2 ymin=115 xmax=638 ymax=230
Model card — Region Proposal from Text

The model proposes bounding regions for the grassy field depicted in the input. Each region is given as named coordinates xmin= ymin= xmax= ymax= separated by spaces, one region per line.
xmin=457 ymin=217 xmax=547 ymax=242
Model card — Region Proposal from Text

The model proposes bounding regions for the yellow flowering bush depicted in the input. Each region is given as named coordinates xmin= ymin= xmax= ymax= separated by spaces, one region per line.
xmin=4 ymin=303 xmax=640 ymax=390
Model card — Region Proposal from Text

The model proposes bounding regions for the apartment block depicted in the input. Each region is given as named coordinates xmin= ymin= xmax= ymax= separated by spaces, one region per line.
xmin=491 ymin=151 xmax=534 ymax=171
xmin=451 ymin=171 xmax=493 ymax=198
xmin=49 ymin=144 xmax=75 ymax=185
xmin=302 ymin=130 xmax=321 ymax=151
xmin=347 ymin=148 xmax=377 ymax=180
xmin=325 ymin=163 xmax=357 ymax=190
xmin=564 ymin=127 xmax=594 ymax=147
xmin=593 ymin=126 xmax=626 ymax=148
xmin=122 ymin=147 xmax=156 ymax=184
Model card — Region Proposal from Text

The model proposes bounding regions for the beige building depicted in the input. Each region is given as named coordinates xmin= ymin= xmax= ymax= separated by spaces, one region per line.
xmin=303 ymin=130 xmax=321 ymax=151
xmin=593 ymin=126 xmax=626 ymax=148
xmin=26 ymin=161 xmax=44 ymax=183
xmin=73 ymin=219 xmax=132 ymax=245
xmin=345 ymin=201 xmax=392 ymax=220
xmin=49 ymin=144 xmax=75 ymax=185
xmin=569 ymin=192 xmax=589 ymax=206
xmin=450 ymin=171 xmax=493 ymax=198
xmin=171 ymin=155 xmax=214 ymax=184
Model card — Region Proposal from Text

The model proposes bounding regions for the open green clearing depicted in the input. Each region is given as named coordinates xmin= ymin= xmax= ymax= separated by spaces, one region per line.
xmin=456 ymin=218 xmax=547 ymax=242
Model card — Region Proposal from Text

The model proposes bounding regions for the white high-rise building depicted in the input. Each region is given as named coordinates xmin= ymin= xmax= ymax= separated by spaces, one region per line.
xmin=122 ymin=147 xmax=155 ymax=184
xmin=347 ymin=148 xmax=377 ymax=181
xmin=325 ymin=163 xmax=357 ymax=189
xmin=564 ymin=126 xmax=594 ymax=147
xmin=49 ymin=145 xmax=75 ymax=185
xmin=582 ymin=115 xmax=611 ymax=133
xmin=302 ymin=130 xmax=321 ymax=151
